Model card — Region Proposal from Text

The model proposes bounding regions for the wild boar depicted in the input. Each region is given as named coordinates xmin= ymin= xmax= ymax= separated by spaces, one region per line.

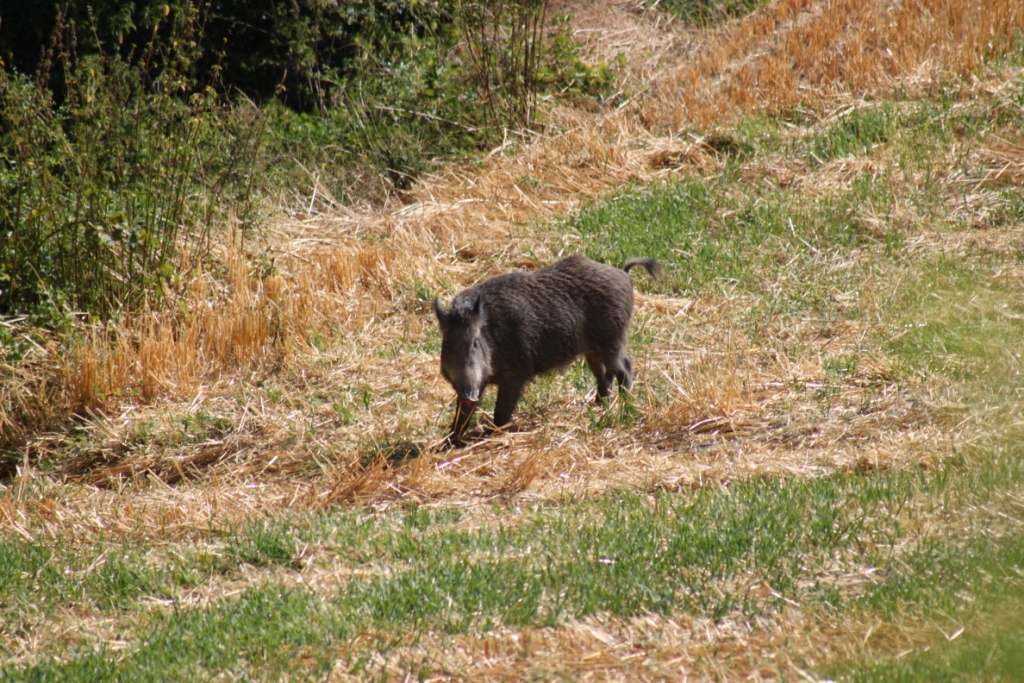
xmin=433 ymin=255 xmax=661 ymax=442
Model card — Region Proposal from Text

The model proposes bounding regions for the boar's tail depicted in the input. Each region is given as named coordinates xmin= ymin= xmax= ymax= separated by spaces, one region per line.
xmin=623 ymin=258 xmax=663 ymax=278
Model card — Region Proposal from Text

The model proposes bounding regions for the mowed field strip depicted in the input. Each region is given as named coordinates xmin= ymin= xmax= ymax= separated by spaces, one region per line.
xmin=2 ymin=0 xmax=1024 ymax=680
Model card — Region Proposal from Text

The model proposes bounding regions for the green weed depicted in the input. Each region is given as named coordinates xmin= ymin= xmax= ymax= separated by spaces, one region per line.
xmin=226 ymin=521 xmax=299 ymax=568
xmin=809 ymin=106 xmax=897 ymax=164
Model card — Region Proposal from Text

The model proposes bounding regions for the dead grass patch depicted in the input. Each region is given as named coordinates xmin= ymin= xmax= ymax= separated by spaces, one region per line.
xmin=0 ymin=468 xmax=313 ymax=543
xmin=650 ymin=0 xmax=1024 ymax=128
xmin=320 ymin=609 xmax=930 ymax=682
xmin=0 ymin=235 xmax=967 ymax=543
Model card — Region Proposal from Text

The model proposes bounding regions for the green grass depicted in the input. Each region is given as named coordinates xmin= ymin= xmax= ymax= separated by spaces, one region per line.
xmin=0 ymin=587 xmax=342 ymax=683
xmin=809 ymin=105 xmax=897 ymax=164
xmin=563 ymin=175 xmax=888 ymax=322
xmin=886 ymin=254 xmax=1024 ymax=384
xmin=0 ymin=521 xmax=322 ymax=663
xmin=4 ymin=446 xmax=1023 ymax=680
xmin=226 ymin=520 xmax=301 ymax=568
xmin=0 ymin=539 xmax=173 ymax=619
xmin=824 ymin=443 xmax=1024 ymax=681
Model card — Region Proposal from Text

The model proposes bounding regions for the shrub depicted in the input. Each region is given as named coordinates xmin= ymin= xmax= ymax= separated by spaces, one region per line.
xmin=0 ymin=5 xmax=264 ymax=322
xmin=457 ymin=0 xmax=550 ymax=129
xmin=0 ymin=0 xmax=614 ymax=320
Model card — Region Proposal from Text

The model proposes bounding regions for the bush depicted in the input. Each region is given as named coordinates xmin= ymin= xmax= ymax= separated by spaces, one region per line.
xmin=457 ymin=0 xmax=550 ymax=129
xmin=251 ymin=0 xmax=614 ymax=205
xmin=0 ymin=0 xmax=617 ymax=321
xmin=0 ymin=5 xmax=264 ymax=322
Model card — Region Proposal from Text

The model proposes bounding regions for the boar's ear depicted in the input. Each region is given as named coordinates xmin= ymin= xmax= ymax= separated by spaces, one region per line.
xmin=433 ymin=298 xmax=448 ymax=330
xmin=468 ymin=296 xmax=485 ymax=326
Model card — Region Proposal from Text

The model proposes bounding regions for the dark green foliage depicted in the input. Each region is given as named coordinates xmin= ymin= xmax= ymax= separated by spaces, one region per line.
xmin=259 ymin=53 xmax=483 ymax=201
xmin=1 ymin=0 xmax=613 ymax=320
xmin=197 ymin=0 xmax=448 ymax=112
xmin=0 ymin=6 xmax=264 ymax=321
xmin=0 ymin=1 xmax=175 ymax=84
xmin=259 ymin=1 xmax=614 ymax=202
xmin=0 ymin=1 xmax=584 ymax=119
xmin=0 ymin=1 xmax=453 ymax=112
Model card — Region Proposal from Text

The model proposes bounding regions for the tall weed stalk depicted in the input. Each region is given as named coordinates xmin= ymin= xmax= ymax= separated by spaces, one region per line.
xmin=457 ymin=0 xmax=550 ymax=130
xmin=0 ymin=5 xmax=264 ymax=323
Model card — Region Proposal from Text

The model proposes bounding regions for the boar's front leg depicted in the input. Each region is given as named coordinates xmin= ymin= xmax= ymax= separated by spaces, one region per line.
xmin=493 ymin=378 xmax=527 ymax=429
xmin=449 ymin=397 xmax=479 ymax=445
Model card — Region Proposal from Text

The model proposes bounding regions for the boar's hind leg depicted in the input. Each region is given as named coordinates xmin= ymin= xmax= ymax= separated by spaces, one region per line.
xmin=493 ymin=378 xmax=527 ymax=428
xmin=603 ymin=353 xmax=633 ymax=395
xmin=617 ymin=356 xmax=634 ymax=391
xmin=586 ymin=352 xmax=615 ymax=400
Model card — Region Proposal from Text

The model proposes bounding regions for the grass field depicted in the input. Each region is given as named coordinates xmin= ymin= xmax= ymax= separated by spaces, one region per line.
xmin=3 ymin=0 xmax=1024 ymax=680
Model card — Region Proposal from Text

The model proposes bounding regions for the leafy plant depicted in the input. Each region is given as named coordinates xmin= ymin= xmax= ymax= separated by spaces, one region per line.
xmin=0 ymin=5 xmax=264 ymax=321
xmin=539 ymin=18 xmax=619 ymax=100
xmin=456 ymin=0 xmax=550 ymax=129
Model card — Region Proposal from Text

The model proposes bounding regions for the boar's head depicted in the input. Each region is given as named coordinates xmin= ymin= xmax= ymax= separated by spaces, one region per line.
xmin=433 ymin=295 xmax=492 ymax=409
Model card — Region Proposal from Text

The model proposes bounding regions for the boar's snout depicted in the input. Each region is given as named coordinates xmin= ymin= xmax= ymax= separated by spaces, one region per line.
xmin=452 ymin=382 xmax=481 ymax=403
xmin=442 ymin=352 xmax=487 ymax=403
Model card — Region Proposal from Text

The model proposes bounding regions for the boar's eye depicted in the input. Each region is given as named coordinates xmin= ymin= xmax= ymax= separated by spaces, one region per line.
xmin=471 ymin=339 xmax=480 ymax=350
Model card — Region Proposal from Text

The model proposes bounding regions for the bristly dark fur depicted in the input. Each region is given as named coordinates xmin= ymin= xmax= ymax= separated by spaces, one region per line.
xmin=434 ymin=255 xmax=661 ymax=442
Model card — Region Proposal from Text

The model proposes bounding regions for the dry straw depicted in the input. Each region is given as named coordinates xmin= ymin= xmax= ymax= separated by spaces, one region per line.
xmin=298 ymin=606 xmax=929 ymax=681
